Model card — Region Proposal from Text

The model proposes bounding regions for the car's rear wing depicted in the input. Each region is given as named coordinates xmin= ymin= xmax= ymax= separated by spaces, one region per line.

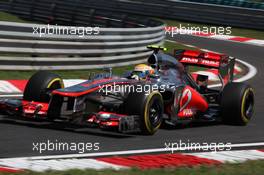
xmin=174 ymin=49 xmax=235 ymax=83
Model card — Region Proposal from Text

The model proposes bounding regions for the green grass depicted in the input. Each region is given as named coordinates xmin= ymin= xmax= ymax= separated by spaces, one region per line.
xmin=162 ymin=19 xmax=264 ymax=40
xmin=0 ymin=12 xmax=26 ymax=23
xmin=1 ymin=160 xmax=264 ymax=175
xmin=163 ymin=40 xmax=197 ymax=54
xmin=0 ymin=65 xmax=136 ymax=80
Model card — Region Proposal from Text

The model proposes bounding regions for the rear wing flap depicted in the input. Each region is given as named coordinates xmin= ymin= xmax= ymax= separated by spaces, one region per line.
xmin=175 ymin=49 xmax=235 ymax=82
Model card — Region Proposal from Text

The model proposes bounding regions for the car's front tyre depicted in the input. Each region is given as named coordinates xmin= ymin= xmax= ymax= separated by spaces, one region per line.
xmin=125 ymin=90 xmax=164 ymax=135
xmin=23 ymin=71 xmax=64 ymax=102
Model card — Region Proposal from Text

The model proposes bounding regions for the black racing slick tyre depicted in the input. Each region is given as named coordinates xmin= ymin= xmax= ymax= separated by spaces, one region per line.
xmin=23 ymin=71 xmax=64 ymax=102
xmin=125 ymin=90 xmax=164 ymax=135
xmin=221 ymin=83 xmax=254 ymax=125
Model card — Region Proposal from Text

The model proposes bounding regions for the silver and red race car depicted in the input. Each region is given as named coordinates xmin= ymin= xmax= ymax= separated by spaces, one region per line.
xmin=0 ymin=46 xmax=254 ymax=135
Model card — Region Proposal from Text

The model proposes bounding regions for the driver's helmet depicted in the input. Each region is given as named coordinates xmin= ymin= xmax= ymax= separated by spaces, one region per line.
xmin=131 ymin=64 xmax=155 ymax=80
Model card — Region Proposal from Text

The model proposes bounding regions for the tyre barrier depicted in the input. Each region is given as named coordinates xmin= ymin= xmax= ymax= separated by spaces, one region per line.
xmin=53 ymin=0 xmax=264 ymax=30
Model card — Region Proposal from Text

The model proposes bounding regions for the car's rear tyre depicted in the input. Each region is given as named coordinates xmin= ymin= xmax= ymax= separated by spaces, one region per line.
xmin=23 ymin=71 xmax=64 ymax=102
xmin=221 ymin=82 xmax=254 ymax=125
xmin=125 ymin=90 xmax=164 ymax=135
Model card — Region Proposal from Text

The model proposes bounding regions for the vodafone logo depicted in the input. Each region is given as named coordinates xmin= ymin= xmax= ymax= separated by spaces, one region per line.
xmin=182 ymin=57 xmax=198 ymax=63
xmin=180 ymin=88 xmax=192 ymax=112
xmin=183 ymin=109 xmax=193 ymax=116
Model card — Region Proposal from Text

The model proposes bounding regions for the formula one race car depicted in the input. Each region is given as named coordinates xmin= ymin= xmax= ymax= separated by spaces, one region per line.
xmin=0 ymin=46 xmax=254 ymax=135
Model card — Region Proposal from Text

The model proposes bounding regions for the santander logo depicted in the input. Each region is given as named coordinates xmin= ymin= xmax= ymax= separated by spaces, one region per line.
xmin=201 ymin=60 xmax=219 ymax=66
xmin=182 ymin=57 xmax=198 ymax=63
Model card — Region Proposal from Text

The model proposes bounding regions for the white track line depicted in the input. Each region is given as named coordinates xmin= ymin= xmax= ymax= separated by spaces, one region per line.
xmin=208 ymin=58 xmax=257 ymax=88
xmin=166 ymin=32 xmax=264 ymax=47
xmin=234 ymin=59 xmax=258 ymax=83
xmin=1 ymin=142 xmax=263 ymax=160
xmin=0 ymin=81 xmax=21 ymax=93
xmin=0 ymin=94 xmax=22 ymax=98
xmin=0 ymin=80 xmax=86 ymax=98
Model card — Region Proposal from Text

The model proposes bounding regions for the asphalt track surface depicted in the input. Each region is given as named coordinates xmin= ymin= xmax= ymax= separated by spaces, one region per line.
xmin=0 ymin=35 xmax=263 ymax=158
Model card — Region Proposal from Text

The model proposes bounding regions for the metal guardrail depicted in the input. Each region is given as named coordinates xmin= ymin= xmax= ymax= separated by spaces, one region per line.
xmin=0 ymin=0 xmax=165 ymax=70
xmin=0 ymin=22 xmax=164 ymax=70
